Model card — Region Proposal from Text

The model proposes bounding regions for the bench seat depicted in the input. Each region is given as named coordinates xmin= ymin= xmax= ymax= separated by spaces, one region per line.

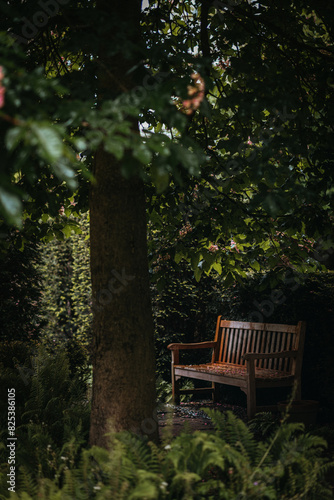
xmin=175 ymin=363 xmax=294 ymax=381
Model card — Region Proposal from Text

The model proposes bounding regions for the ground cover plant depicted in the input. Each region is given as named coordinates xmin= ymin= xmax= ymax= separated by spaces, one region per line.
xmin=0 ymin=347 xmax=333 ymax=498
xmin=1 ymin=405 xmax=333 ymax=498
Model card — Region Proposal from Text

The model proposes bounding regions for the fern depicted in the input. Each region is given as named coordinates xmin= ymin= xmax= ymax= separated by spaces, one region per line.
xmin=116 ymin=432 xmax=160 ymax=474
xmin=205 ymin=409 xmax=261 ymax=465
xmin=16 ymin=467 xmax=38 ymax=499
xmin=127 ymin=470 xmax=162 ymax=500
xmin=6 ymin=423 xmax=334 ymax=500
xmin=248 ymin=412 xmax=279 ymax=441
xmin=87 ymin=442 xmax=137 ymax=499
xmin=2 ymin=395 xmax=333 ymax=499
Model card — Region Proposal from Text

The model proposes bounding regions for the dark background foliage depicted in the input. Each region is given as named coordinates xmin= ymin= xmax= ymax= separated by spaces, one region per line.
xmin=0 ymin=234 xmax=44 ymax=343
xmin=217 ymin=271 xmax=334 ymax=419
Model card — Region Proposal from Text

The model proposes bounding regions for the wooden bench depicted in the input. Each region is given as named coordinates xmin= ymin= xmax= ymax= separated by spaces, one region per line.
xmin=167 ymin=317 xmax=306 ymax=418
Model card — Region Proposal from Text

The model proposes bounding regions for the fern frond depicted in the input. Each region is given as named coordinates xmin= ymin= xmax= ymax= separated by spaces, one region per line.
xmin=148 ymin=440 xmax=165 ymax=472
xmin=87 ymin=443 xmax=137 ymax=499
xmin=116 ymin=432 xmax=156 ymax=472
xmin=17 ymin=466 xmax=38 ymax=498
xmin=127 ymin=470 xmax=161 ymax=500
xmin=205 ymin=409 xmax=259 ymax=464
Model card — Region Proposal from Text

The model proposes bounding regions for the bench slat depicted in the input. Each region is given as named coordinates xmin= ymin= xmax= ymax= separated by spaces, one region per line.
xmin=221 ymin=327 xmax=229 ymax=363
xmin=236 ymin=328 xmax=244 ymax=365
xmin=259 ymin=331 xmax=266 ymax=368
xmin=219 ymin=319 xmax=299 ymax=333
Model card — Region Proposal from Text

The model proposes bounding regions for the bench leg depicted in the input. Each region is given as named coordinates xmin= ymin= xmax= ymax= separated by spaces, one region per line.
xmin=172 ymin=374 xmax=180 ymax=405
xmin=212 ymin=382 xmax=217 ymax=402
xmin=247 ymin=388 xmax=256 ymax=419
xmin=294 ymin=379 xmax=302 ymax=400
xmin=246 ymin=359 xmax=256 ymax=419
xmin=171 ymin=350 xmax=180 ymax=405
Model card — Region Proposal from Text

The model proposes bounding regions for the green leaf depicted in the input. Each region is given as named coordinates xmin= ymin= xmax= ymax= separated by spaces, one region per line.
xmin=73 ymin=137 xmax=87 ymax=151
xmin=194 ymin=266 xmax=202 ymax=282
xmin=0 ymin=187 xmax=22 ymax=226
xmin=52 ymin=160 xmax=78 ymax=190
xmin=5 ymin=127 xmax=25 ymax=151
xmin=174 ymin=145 xmax=201 ymax=176
xmin=212 ymin=262 xmax=222 ymax=274
xmin=203 ymin=251 xmax=216 ymax=266
xmin=190 ymin=252 xmax=202 ymax=269
xmin=175 ymin=252 xmax=183 ymax=264
xmin=104 ymin=137 xmax=125 ymax=160
xmin=151 ymin=164 xmax=170 ymax=193
xmin=259 ymin=240 xmax=271 ymax=251
xmin=147 ymin=135 xmax=171 ymax=155
xmin=224 ymin=272 xmax=235 ymax=287
xmin=32 ymin=123 xmax=64 ymax=163
xmin=133 ymin=143 xmax=152 ymax=164
xmin=251 ymin=261 xmax=261 ymax=272
xmin=62 ymin=225 xmax=74 ymax=238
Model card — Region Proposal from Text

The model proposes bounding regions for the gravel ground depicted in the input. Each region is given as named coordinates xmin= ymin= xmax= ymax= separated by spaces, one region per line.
xmin=158 ymin=400 xmax=247 ymax=437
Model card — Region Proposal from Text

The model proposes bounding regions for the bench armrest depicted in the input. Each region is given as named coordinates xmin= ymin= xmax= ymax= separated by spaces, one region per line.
xmin=242 ymin=350 xmax=298 ymax=361
xmin=167 ymin=341 xmax=217 ymax=351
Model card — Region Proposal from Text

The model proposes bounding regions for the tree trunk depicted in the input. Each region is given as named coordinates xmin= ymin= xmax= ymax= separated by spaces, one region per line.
xmin=89 ymin=0 xmax=158 ymax=448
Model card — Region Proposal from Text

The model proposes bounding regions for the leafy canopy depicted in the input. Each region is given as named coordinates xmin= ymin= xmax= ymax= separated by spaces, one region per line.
xmin=0 ymin=0 xmax=333 ymax=280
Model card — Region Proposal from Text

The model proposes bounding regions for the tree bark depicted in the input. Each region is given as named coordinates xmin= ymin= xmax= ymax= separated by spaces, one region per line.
xmin=89 ymin=0 xmax=158 ymax=447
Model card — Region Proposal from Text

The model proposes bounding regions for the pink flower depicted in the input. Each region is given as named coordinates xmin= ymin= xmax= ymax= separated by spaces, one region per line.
xmin=217 ymin=58 xmax=230 ymax=70
xmin=181 ymin=72 xmax=205 ymax=115
xmin=230 ymin=240 xmax=240 ymax=253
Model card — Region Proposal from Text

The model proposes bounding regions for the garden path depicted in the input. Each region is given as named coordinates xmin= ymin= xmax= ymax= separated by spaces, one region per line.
xmin=158 ymin=401 xmax=247 ymax=437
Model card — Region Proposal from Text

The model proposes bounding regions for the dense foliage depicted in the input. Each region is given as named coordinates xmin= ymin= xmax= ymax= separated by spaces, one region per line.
xmin=36 ymin=214 xmax=91 ymax=357
xmin=19 ymin=218 xmax=334 ymax=419
xmin=0 ymin=1 xmax=333 ymax=270
xmin=143 ymin=0 xmax=334 ymax=284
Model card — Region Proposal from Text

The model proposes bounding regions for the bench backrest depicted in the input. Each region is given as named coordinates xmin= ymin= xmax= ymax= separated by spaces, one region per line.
xmin=212 ymin=317 xmax=306 ymax=373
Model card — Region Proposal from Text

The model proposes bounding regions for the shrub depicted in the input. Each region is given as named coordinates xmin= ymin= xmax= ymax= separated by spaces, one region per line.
xmin=0 ymin=236 xmax=45 ymax=343
xmin=0 ymin=346 xmax=90 ymax=489
xmin=36 ymin=213 xmax=92 ymax=370
xmin=151 ymin=263 xmax=223 ymax=381
xmin=0 ymin=341 xmax=37 ymax=435
xmin=37 ymin=237 xmax=76 ymax=344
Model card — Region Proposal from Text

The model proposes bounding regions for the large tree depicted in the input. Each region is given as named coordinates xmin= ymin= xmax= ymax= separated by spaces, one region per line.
xmin=88 ymin=0 xmax=159 ymax=445
xmin=1 ymin=0 xmax=333 ymax=447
